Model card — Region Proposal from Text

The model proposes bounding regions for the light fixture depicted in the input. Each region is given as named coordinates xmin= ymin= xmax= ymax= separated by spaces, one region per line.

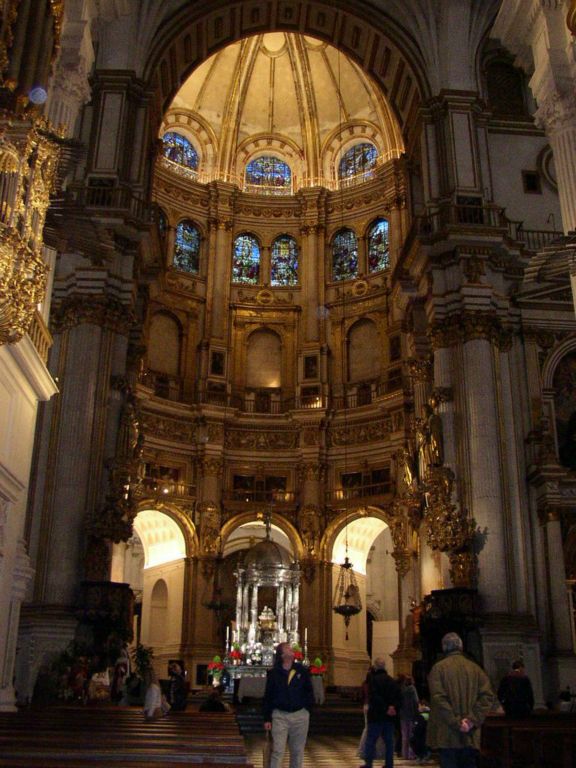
xmin=332 ymin=48 xmax=362 ymax=641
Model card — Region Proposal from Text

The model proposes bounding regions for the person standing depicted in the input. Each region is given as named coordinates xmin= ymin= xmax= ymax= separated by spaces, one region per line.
xmin=263 ymin=642 xmax=314 ymax=768
xmin=399 ymin=674 xmax=420 ymax=760
xmin=497 ymin=660 xmax=534 ymax=717
xmin=361 ymin=657 xmax=402 ymax=768
xmin=427 ymin=632 xmax=495 ymax=768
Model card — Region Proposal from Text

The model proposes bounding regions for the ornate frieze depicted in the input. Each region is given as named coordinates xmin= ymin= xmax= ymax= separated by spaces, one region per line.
xmin=327 ymin=416 xmax=393 ymax=446
xmin=428 ymin=312 xmax=513 ymax=351
xmin=225 ymin=428 xmax=299 ymax=450
xmin=141 ymin=413 xmax=195 ymax=444
xmin=51 ymin=296 xmax=134 ymax=335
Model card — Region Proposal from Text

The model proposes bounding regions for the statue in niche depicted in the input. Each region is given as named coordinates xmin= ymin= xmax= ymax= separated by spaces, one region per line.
xmin=392 ymin=446 xmax=416 ymax=496
xmin=299 ymin=505 xmax=321 ymax=556
xmin=199 ymin=502 xmax=221 ymax=555
xmin=416 ymin=400 xmax=444 ymax=480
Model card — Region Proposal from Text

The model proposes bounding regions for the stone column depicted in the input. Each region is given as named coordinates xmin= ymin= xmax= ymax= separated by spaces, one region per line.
xmin=285 ymin=585 xmax=293 ymax=632
xmin=542 ymin=512 xmax=574 ymax=652
xmin=242 ymin=582 xmax=250 ymax=636
xmin=277 ymin=583 xmax=285 ymax=638
xmin=535 ymin=93 xmax=576 ymax=234
xmin=292 ymin=582 xmax=300 ymax=638
xmin=462 ymin=336 xmax=508 ymax=611
xmin=248 ymin=584 xmax=258 ymax=645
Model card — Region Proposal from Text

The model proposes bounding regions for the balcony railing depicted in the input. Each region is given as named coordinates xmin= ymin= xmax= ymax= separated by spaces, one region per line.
xmin=327 ymin=482 xmax=392 ymax=504
xmin=140 ymin=476 xmax=196 ymax=499
xmin=27 ymin=310 xmax=53 ymax=364
xmin=68 ymin=183 xmax=150 ymax=223
xmin=224 ymin=490 xmax=296 ymax=504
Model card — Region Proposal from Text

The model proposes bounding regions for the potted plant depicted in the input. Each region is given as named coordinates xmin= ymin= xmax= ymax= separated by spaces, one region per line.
xmin=310 ymin=656 xmax=327 ymax=676
xmin=208 ymin=654 xmax=225 ymax=684
xmin=230 ymin=643 xmax=243 ymax=664
xmin=126 ymin=643 xmax=154 ymax=704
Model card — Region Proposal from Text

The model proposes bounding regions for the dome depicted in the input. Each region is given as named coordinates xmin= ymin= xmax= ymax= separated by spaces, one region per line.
xmin=244 ymin=538 xmax=292 ymax=568
xmin=161 ymin=32 xmax=404 ymax=191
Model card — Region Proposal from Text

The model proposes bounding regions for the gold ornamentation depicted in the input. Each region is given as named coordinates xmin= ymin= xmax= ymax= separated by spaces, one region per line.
xmin=297 ymin=463 xmax=327 ymax=482
xmin=256 ymin=289 xmax=274 ymax=305
xmin=568 ymin=1 xmax=576 ymax=36
xmin=197 ymin=501 xmax=222 ymax=555
xmin=352 ymin=279 xmax=368 ymax=297
xmin=298 ymin=504 xmax=323 ymax=556
xmin=424 ymin=467 xmax=477 ymax=561
xmin=449 ymin=551 xmax=478 ymax=589
xmin=431 ymin=386 xmax=453 ymax=403
xmin=407 ymin=357 xmax=433 ymax=382
xmin=0 ymin=118 xmax=60 ymax=345
xmin=142 ymin=413 xmax=195 ymax=444
xmin=392 ymin=549 xmax=412 ymax=577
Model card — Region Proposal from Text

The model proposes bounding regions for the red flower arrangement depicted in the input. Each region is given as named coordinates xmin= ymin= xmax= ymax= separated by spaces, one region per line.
xmin=310 ymin=656 xmax=327 ymax=676
xmin=230 ymin=644 xmax=243 ymax=661
xmin=208 ymin=655 xmax=224 ymax=671
xmin=292 ymin=644 xmax=303 ymax=661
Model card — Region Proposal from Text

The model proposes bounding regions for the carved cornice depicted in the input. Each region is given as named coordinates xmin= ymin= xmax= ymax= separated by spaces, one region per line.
xmin=51 ymin=296 xmax=134 ymax=335
xmin=428 ymin=312 xmax=513 ymax=351
xmin=328 ymin=415 xmax=393 ymax=446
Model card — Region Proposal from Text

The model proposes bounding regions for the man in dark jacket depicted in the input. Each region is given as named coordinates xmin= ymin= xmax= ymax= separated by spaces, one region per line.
xmin=361 ymin=657 xmax=402 ymax=768
xmin=497 ymin=660 xmax=534 ymax=718
xmin=263 ymin=642 xmax=314 ymax=768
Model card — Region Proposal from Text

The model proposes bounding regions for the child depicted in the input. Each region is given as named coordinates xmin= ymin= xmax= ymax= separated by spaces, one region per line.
xmin=410 ymin=702 xmax=432 ymax=764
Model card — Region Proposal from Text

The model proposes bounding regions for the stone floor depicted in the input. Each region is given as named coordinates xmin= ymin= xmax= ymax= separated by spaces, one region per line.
xmin=244 ymin=733 xmax=437 ymax=767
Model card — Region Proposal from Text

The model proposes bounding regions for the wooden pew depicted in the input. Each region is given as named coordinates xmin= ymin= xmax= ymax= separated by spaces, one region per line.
xmin=0 ymin=706 xmax=255 ymax=767
xmin=480 ymin=712 xmax=576 ymax=768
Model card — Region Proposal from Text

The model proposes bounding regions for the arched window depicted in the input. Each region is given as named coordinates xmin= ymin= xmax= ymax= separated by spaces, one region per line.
xmin=271 ymin=235 xmax=298 ymax=286
xmin=332 ymin=228 xmax=358 ymax=281
xmin=367 ymin=218 xmax=390 ymax=272
xmin=233 ymin=234 xmax=260 ymax=283
xmin=338 ymin=142 xmax=378 ymax=180
xmin=245 ymin=156 xmax=291 ymax=194
xmin=173 ymin=221 xmax=200 ymax=273
xmin=162 ymin=131 xmax=198 ymax=170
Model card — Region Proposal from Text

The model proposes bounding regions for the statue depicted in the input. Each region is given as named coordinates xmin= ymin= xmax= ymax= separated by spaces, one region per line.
xmin=299 ymin=505 xmax=321 ymax=556
xmin=426 ymin=399 xmax=444 ymax=467
xmin=393 ymin=446 xmax=416 ymax=496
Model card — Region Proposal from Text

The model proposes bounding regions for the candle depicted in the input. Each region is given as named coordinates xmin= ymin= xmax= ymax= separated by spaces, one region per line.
xmin=226 ymin=625 xmax=230 ymax=648
xmin=304 ymin=627 xmax=308 ymax=645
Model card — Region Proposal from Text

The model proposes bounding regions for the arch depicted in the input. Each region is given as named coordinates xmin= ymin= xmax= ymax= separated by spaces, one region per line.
xmin=221 ymin=511 xmax=304 ymax=562
xmin=149 ymin=579 xmax=168 ymax=643
xmin=270 ymin=234 xmax=299 ymax=286
xmin=337 ymin=141 xmax=378 ymax=182
xmin=245 ymin=328 xmax=282 ymax=388
xmin=133 ymin=508 xmax=188 ymax=568
xmin=348 ymin=318 xmax=381 ymax=382
xmin=133 ymin=501 xmax=198 ymax=558
xmin=232 ymin=232 xmax=261 ymax=283
xmin=160 ymin=109 xmax=218 ymax=177
xmin=237 ymin=134 xmax=304 ymax=188
xmin=321 ymin=505 xmax=391 ymax=562
xmin=148 ymin=311 xmax=181 ymax=377
xmin=144 ymin=1 xmax=429 ymax=151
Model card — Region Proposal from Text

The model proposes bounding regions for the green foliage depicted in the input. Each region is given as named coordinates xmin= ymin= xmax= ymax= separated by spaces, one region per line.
xmin=131 ymin=643 xmax=154 ymax=678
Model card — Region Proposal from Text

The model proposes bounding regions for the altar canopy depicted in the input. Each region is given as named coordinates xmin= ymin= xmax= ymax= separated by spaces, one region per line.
xmin=234 ymin=534 xmax=301 ymax=664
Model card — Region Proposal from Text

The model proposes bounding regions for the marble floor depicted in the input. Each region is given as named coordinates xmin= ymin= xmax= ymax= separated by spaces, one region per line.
xmin=244 ymin=733 xmax=436 ymax=767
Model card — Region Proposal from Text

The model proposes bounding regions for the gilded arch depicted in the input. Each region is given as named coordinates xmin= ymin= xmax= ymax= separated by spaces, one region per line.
xmin=133 ymin=499 xmax=199 ymax=557
xmin=143 ymin=0 xmax=429 ymax=148
xmin=220 ymin=510 xmax=305 ymax=562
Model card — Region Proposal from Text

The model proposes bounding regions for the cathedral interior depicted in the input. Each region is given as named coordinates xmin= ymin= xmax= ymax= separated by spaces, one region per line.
xmin=1 ymin=0 xmax=576 ymax=713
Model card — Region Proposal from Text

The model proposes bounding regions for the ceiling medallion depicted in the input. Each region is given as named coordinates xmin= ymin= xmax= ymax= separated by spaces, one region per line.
xmin=352 ymin=279 xmax=368 ymax=297
xmin=256 ymin=289 xmax=274 ymax=305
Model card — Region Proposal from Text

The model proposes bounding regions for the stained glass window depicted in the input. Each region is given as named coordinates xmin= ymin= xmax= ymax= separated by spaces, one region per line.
xmin=271 ymin=235 xmax=298 ymax=286
xmin=162 ymin=131 xmax=198 ymax=170
xmin=367 ymin=218 xmax=390 ymax=272
xmin=332 ymin=228 xmax=358 ymax=281
xmin=338 ymin=142 xmax=378 ymax=180
xmin=232 ymin=234 xmax=260 ymax=283
xmin=245 ymin=156 xmax=291 ymax=193
xmin=173 ymin=221 xmax=200 ymax=273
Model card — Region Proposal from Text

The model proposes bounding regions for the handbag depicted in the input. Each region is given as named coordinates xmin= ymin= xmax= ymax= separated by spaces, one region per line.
xmin=357 ymin=714 xmax=387 ymax=760
xmin=262 ymin=729 xmax=272 ymax=768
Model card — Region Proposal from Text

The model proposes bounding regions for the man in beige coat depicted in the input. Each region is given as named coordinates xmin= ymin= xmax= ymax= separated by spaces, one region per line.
xmin=427 ymin=633 xmax=494 ymax=768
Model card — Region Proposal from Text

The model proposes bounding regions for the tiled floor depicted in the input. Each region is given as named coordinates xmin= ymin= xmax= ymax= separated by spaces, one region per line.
xmin=244 ymin=733 xmax=436 ymax=767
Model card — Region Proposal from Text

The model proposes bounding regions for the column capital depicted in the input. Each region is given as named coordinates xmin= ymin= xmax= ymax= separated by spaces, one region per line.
xmin=535 ymin=91 xmax=576 ymax=133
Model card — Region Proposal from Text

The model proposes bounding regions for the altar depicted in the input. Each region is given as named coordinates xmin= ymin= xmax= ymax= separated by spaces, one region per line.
xmin=232 ymin=665 xmax=325 ymax=704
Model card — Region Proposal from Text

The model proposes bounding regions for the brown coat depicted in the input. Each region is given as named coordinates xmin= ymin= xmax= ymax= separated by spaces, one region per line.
xmin=427 ymin=651 xmax=495 ymax=750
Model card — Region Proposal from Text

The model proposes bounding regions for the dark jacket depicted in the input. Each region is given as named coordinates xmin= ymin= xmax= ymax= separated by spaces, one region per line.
xmin=497 ymin=673 xmax=534 ymax=717
xmin=365 ymin=667 xmax=402 ymax=723
xmin=262 ymin=662 xmax=314 ymax=722
xmin=427 ymin=651 xmax=494 ymax=750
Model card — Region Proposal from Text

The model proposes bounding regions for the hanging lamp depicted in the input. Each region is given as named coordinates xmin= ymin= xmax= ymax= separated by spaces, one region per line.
xmin=331 ymin=47 xmax=362 ymax=641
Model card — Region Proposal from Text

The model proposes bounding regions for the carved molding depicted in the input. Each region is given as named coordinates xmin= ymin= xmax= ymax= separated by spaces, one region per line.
xmin=225 ymin=428 xmax=299 ymax=450
xmin=535 ymin=91 xmax=576 ymax=133
xmin=407 ymin=356 xmax=433 ymax=382
xmin=51 ymin=296 xmax=134 ymax=335
xmin=328 ymin=416 xmax=393 ymax=446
